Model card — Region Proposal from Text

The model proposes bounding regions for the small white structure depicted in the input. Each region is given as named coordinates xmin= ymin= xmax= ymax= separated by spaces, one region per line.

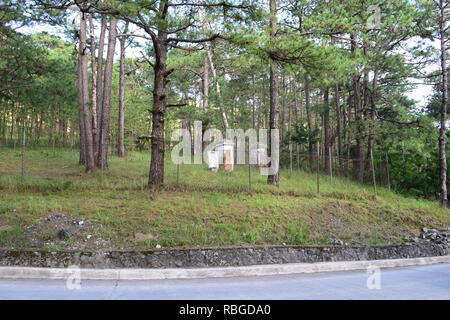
xmin=206 ymin=150 xmax=219 ymax=171
xmin=207 ymin=139 xmax=235 ymax=171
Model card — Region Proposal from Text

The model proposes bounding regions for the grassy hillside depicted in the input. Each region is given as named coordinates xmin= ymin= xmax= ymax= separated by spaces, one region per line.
xmin=0 ymin=147 xmax=449 ymax=249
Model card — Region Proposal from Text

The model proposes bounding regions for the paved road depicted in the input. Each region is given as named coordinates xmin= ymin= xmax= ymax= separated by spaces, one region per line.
xmin=0 ymin=263 xmax=449 ymax=300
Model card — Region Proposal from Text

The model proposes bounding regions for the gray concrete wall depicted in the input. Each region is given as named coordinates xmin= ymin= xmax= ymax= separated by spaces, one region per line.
xmin=0 ymin=244 xmax=447 ymax=269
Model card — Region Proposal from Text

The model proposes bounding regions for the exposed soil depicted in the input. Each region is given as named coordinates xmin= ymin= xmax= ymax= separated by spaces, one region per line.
xmin=25 ymin=213 xmax=110 ymax=249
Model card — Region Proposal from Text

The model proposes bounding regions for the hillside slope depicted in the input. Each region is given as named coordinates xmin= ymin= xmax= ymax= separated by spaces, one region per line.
xmin=0 ymin=148 xmax=449 ymax=249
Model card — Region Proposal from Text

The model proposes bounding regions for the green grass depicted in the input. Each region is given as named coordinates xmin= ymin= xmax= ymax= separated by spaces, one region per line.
xmin=0 ymin=146 xmax=449 ymax=248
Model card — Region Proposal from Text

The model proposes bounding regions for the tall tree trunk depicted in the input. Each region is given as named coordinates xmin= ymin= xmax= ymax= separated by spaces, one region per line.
xmin=79 ymin=12 xmax=95 ymax=172
xmin=438 ymin=0 xmax=448 ymax=207
xmin=97 ymin=17 xmax=118 ymax=169
xmin=251 ymin=75 xmax=256 ymax=128
xmin=363 ymin=41 xmax=372 ymax=176
xmin=202 ymin=51 xmax=209 ymax=111
xmin=78 ymin=53 xmax=85 ymax=165
xmin=9 ymin=111 xmax=14 ymax=142
xmin=146 ymin=0 xmax=172 ymax=187
xmin=351 ymin=34 xmax=365 ymax=183
xmin=280 ymin=72 xmax=286 ymax=142
xmin=205 ymin=42 xmax=228 ymax=129
xmin=148 ymin=34 xmax=168 ymax=186
xmin=88 ymin=13 xmax=98 ymax=157
xmin=95 ymin=15 xmax=107 ymax=149
xmin=366 ymin=70 xmax=378 ymax=177
xmin=118 ymin=32 xmax=126 ymax=158
xmin=288 ymin=76 xmax=293 ymax=173
xmin=294 ymin=80 xmax=302 ymax=167
xmin=344 ymin=91 xmax=351 ymax=177
xmin=335 ymin=84 xmax=342 ymax=163
xmin=267 ymin=0 xmax=279 ymax=185
xmin=323 ymin=87 xmax=331 ymax=173
xmin=355 ymin=79 xmax=365 ymax=183
xmin=0 ymin=113 xmax=5 ymax=143
xmin=61 ymin=118 xmax=67 ymax=145
xmin=304 ymin=80 xmax=314 ymax=170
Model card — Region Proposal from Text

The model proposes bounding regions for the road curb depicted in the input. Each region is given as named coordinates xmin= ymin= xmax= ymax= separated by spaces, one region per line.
xmin=0 ymin=255 xmax=449 ymax=280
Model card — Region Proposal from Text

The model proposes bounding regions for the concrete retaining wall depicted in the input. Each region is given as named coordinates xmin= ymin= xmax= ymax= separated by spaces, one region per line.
xmin=0 ymin=243 xmax=447 ymax=269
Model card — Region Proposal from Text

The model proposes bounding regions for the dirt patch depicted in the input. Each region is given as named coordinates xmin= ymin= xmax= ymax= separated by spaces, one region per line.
xmin=25 ymin=213 xmax=110 ymax=249
xmin=0 ymin=225 xmax=13 ymax=232
xmin=129 ymin=232 xmax=158 ymax=243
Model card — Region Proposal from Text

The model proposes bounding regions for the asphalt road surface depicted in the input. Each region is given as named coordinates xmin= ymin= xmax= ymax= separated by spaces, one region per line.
xmin=0 ymin=263 xmax=449 ymax=300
